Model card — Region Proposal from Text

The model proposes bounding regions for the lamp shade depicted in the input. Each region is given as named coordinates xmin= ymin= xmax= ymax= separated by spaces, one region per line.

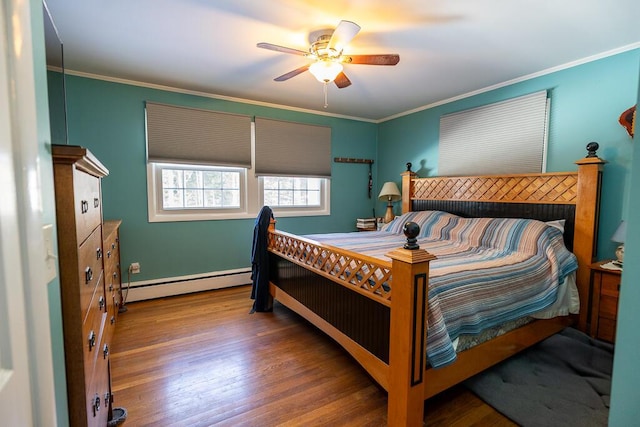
xmin=378 ymin=182 xmax=401 ymax=201
xmin=611 ymin=220 xmax=627 ymax=243
xmin=309 ymin=60 xmax=343 ymax=83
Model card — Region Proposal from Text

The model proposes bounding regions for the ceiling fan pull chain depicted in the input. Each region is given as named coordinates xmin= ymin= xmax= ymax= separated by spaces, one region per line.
xmin=323 ymin=82 xmax=329 ymax=108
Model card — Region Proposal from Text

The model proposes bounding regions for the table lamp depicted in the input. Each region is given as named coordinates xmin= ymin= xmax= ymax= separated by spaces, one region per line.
xmin=378 ymin=181 xmax=401 ymax=223
xmin=611 ymin=220 xmax=626 ymax=266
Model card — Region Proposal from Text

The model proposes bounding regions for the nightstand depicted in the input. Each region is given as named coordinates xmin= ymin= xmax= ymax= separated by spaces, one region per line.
xmin=589 ymin=260 xmax=622 ymax=343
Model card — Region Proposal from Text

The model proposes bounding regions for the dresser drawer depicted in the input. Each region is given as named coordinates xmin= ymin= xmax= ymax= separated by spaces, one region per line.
xmin=74 ymin=169 xmax=102 ymax=245
xmin=103 ymin=222 xmax=122 ymax=330
xmin=79 ymin=226 xmax=105 ymax=319
xmin=86 ymin=334 xmax=111 ymax=427
xmin=82 ymin=279 xmax=107 ymax=386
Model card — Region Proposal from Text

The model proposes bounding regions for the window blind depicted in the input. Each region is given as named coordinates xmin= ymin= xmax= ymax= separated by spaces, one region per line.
xmin=145 ymin=102 xmax=252 ymax=167
xmin=254 ymin=117 xmax=332 ymax=178
xmin=438 ymin=90 xmax=549 ymax=176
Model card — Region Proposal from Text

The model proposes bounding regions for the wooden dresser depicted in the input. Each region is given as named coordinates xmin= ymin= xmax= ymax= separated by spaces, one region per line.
xmin=103 ymin=220 xmax=123 ymax=329
xmin=53 ymin=145 xmax=117 ymax=426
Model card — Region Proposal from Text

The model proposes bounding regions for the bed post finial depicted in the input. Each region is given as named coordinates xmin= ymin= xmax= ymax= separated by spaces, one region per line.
xmin=406 ymin=162 xmax=412 ymax=172
xmin=585 ymin=141 xmax=599 ymax=158
xmin=403 ymin=222 xmax=420 ymax=250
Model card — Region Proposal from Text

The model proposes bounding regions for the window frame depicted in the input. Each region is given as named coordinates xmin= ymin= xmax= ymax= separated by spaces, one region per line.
xmin=147 ymin=163 xmax=331 ymax=222
xmin=258 ymin=176 xmax=331 ymax=218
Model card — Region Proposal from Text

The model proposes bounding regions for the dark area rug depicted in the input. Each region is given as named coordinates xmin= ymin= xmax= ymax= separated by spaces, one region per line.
xmin=464 ymin=327 xmax=613 ymax=427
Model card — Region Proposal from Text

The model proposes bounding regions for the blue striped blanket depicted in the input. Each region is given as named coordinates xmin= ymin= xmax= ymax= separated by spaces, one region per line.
xmin=304 ymin=210 xmax=578 ymax=368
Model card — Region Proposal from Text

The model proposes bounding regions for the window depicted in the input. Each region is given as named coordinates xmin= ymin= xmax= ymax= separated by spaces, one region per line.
xmin=161 ymin=166 xmax=241 ymax=210
xmin=145 ymin=103 xmax=331 ymax=221
xmin=259 ymin=176 xmax=329 ymax=216
xmin=439 ymin=90 xmax=549 ymax=176
xmin=148 ymin=163 xmax=249 ymax=221
xmin=263 ymin=177 xmax=321 ymax=207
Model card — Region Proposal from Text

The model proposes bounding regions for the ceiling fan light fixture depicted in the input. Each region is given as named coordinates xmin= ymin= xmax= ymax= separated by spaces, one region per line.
xmin=309 ymin=60 xmax=343 ymax=83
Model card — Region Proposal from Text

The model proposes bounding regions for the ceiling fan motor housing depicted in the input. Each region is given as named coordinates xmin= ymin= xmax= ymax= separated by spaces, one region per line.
xmin=311 ymin=33 xmax=342 ymax=60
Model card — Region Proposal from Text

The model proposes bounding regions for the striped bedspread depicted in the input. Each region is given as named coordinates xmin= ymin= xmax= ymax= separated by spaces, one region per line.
xmin=304 ymin=210 xmax=578 ymax=368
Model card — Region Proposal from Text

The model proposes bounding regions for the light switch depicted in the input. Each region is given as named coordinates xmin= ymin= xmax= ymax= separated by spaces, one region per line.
xmin=43 ymin=224 xmax=58 ymax=282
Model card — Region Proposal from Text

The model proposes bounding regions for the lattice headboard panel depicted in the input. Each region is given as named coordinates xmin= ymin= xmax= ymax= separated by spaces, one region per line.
xmin=410 ymin=173 xmax=579 ymax=204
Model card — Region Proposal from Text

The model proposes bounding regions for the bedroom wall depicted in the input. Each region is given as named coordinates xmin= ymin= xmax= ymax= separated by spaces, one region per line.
xmin=377 ymin=48 xmax=640 ymax=260
xmin=61 ymin=75 xmax=379 ymax=283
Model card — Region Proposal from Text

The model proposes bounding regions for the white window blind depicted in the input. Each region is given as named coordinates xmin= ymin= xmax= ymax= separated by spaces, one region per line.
xmin=145 ymin=102 xmax=252 ymax=168
xmin=438 ymin=90 xmax=549 ymax=176
xmin=254 ymin=117 xmax=332 ymax=178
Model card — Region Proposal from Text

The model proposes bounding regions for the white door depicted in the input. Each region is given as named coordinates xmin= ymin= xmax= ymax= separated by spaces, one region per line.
xmin=0 ymin=2 xmax=35 ymax=425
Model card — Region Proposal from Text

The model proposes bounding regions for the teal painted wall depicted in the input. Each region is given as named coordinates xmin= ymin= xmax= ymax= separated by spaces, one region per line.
xmin=63 ymin=75 xmax=378 ymax=282
xmin=609 ymin=59 xmax=640 ymax=426
xmin=378 ymin=49 xmax=640 ymax=260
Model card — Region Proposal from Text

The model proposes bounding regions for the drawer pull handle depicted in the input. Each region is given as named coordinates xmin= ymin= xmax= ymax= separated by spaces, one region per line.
xmin=81 ymin=200 xmax=88 ymax=214
xmin=92 ymin=393 xmax=101 ymax=416
xmin=113 ymin=271 xmax=118 ymax=279
xmin=94 ymin=197 xmax=99 ymax=208
xmin=103 ymin=343 xmax=109 ymax=359
xmin=105 ymin=391 xmax=112 ymax=407
xmin=99 ymin=296 xmax=105 ymax=310
xmin=96 ymin=248 xmax=102 ymax=260
xmin=85 ymin=267 xmax=93 ymax=284
xmin=107 ymin=250 xmax=112 ymax=258
xmin=108 ymin=283 xmax=113 ymax=291
xmin=88 ymin=330 xmax=96 ymax=351
xmin=112 ymin=242 xmax=116 ymax=250
xmin=111 ymin=315 xmax=116 ymax=325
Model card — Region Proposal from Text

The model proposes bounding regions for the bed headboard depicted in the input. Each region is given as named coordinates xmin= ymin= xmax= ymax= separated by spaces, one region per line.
xmin=401 ymin=150 xmax=605 ymax=332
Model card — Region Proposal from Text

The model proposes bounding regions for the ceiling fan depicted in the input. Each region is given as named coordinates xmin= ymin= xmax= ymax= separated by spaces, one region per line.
xmin=257 ymin=20 xmax=400 ymax=90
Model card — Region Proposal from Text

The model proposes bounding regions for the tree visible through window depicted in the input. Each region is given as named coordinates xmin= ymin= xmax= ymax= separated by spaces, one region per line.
xmin=263 ymin=177 xmax=321 ymax=207
xmin=161 ymin=167 xmax=241 ymax=209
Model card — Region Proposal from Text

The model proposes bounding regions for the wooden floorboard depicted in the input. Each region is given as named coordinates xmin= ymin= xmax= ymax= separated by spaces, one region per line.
xmin=110 ymin=285 xmax=515 ymax=426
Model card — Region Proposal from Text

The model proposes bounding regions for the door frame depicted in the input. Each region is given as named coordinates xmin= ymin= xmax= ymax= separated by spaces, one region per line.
xmin=1 ymin=0 xmax=57 ymax=424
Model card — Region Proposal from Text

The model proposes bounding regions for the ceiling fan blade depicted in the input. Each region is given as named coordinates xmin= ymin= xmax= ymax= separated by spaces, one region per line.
xmin=327 ymin=20 xmax=361 ymax=52
xmin=343 ymin=54 xmax=400 ymax=65
xmin=257 ymin=42 xmax=308 ymax=56
xmin=334 ymin=72 xmax=351 ymax=89
xmin=274 ymin=65 xmax=310 ymax=81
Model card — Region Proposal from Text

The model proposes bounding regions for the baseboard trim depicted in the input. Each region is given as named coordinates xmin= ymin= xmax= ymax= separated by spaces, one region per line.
xmin=123 ymin=268 xmax=252 ymax=302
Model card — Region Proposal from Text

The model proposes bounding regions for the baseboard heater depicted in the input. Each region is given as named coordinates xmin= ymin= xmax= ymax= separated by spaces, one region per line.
xmin=124 ymin=268 xmax=252 ymax=302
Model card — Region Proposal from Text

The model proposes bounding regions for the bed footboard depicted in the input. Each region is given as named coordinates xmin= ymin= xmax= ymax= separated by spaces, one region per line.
xmin=268 ymin=228 xmax=436 ymax=426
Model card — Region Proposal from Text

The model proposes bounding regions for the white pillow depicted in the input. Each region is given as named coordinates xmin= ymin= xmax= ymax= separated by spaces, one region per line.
xmin=546 ymin=219 xmax=566 ymax=234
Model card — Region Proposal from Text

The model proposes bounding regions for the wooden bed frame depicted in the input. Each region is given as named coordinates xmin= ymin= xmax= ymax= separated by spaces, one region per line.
xmin=265 ymin=153 xmax=604 ymax=426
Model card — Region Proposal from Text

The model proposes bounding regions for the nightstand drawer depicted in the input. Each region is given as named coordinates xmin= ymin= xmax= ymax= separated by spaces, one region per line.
xmin=597 ymin=317 xmax=616 ymax=343
xmin=599 ymin=295 xmax=619 ymax=320
xmin=600 ymin=273 xmax=620 ymax=297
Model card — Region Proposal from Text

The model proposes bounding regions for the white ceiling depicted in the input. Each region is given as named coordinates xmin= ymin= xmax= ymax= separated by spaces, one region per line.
xmin=44 ymin=0 xmax=640 ymax=122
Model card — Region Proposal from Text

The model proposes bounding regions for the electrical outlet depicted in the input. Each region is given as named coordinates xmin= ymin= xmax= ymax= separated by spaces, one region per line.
xmin=130 ymin=262 xmax=140 ymax=274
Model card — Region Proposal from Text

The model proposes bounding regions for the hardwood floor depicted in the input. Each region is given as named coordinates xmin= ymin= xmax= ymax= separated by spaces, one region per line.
xmin=110 ymin=285 xmax=515 ymax=426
